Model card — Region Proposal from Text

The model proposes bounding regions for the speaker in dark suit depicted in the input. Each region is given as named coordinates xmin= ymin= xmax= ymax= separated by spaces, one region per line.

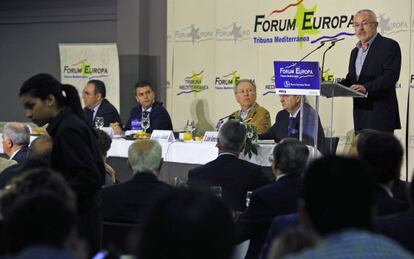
xmin=187 ymin=120 xmax=270 ymax=211
xmin=341 ymin=11 xmax=401 ymax=132
xmin=82 ymin=80 xmax=122 ymax=127
xmin=235 ymin=138 xmax=309 ymax=259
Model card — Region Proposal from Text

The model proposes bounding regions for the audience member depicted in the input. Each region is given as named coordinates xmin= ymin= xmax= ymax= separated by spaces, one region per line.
xmin=259 ymin=95 xmax=327 ymax=155
xmin=115 ymin=81 xmax=173 ymax=133
xmin=357 ymin=131 xmax=409 ymax=215
xmin=82 ymin=79 xmax=122 ymax=127
xmin=4 ymin=193 xmax=78 ymax=259
xmin=0 ymin=168 xmax=81 ymax=258
xmin=0 ymin=135 xmax=52 ymax=189
xmin=259 ymin=213 xmax=300 ymax=259
xmin=136 ymin=188 xmax=235 ymax=259
xmin=266 ymin=227 xmax=317 ymax=259
xmin=229 ymin=79 xmax=270 ymax=134
xmin=19 ymin=73 xmax=105 ymax=256
xmin=95 ymin=129 xmax=118 ymax=185
xmin=287 ymin=156 xmax=412 ymax=258
xmin=1 ymin=122 xmax=30 ymax=164
xmin=188 ymin=119 xmax=270 ymax=211
xmin=235 ymin=138 xmax=309 ymax=259
xmin=375 ymin=175 xmax=414 ymax=253
xmin=100 ymin=139 xmax=174 ymax=224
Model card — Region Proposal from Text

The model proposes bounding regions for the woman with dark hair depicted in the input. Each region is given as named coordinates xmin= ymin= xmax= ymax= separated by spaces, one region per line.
xmin=19 ymin=73 xmax=105 ymax=256
xmin=137 ymin=188 xmax=235 ymax=259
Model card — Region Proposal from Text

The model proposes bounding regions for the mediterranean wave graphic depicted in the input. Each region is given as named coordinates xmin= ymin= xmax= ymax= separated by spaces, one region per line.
xmin=311 ymin=32 xmax=355 ymax=44
xmin=269 ymin=0 xmax=304 ymax=16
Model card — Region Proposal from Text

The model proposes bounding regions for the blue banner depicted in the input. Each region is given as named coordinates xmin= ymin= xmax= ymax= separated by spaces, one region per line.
xmin=274 ymin=61 xmax=320 ymax=95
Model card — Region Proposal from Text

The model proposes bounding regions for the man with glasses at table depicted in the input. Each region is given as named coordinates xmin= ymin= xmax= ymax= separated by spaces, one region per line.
xmin=341 ymin=9 xmax=401 ymax=133
xmin=229 ymin=79 xmax=271 ymax=134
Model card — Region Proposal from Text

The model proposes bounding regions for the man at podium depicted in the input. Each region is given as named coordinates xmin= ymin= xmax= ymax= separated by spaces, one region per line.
xmin=341 ymin=9 xmax=401 ymax=133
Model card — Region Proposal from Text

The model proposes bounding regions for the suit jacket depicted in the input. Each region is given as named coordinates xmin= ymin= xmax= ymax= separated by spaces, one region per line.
xmin=375 ymin=211 xmax=414 ymax=253
xmin=187 ymin=154 xmax=270 ymax=211
xmin=375 ymin=185 xmax=409 ymax=216
xmin=259 ymin=103 xmax=327 ymax=155
xmin=100 ymin=172 xmax=174 ymax=223
xmin=259 ymin=213 xmax=299 ymax=259
xmin=341 ymin=34 xmax=401 ymax=132
xmin=125 ymin=101 xmax=173 ymax=133
xmin=236 ymin=174 xmax=302 ymax=259
xmin=84 ymin=99 xmax=122 ymax=127
xmin=231 ymin=103 xmax=271 ymax=134
xmin=11 ymin=145 xmax=29 ymax=164
xmin=0 ymin=157 xmax=17 ymax=173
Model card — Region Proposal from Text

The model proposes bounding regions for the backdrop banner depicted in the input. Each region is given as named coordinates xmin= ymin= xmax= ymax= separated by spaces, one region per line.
xmin=58 ymin=43 xmax=120 ymax=111
xmin=167 ymin=0 xmax=412 ymax=180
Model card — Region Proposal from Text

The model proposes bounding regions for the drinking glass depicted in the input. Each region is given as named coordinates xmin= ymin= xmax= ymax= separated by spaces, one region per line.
xmin=210 ymin=186 xmax=222 ymax=199
xmin=94 ymin=117 xmax=104 ymax=129
xmin=141 ymin=116 xmax=150 ymax=133
xmin=246 ymin=191 xmax=253 ymax=207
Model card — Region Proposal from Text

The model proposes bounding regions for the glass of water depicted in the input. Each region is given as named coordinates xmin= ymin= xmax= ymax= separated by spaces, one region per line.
xmin=246 ymin=191 xmax=253 ymax=207
xmin=210 ymin=186 xmax=222 ymax=199
xmin=95 ymin=117 xmax=104 ymax=129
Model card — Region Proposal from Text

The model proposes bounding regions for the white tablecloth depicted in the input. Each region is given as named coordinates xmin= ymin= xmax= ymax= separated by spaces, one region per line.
xmin=108 ymin=138 xmax=276 ymax=166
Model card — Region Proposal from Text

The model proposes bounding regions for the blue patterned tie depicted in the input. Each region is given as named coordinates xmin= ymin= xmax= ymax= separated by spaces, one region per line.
xmin=288 ymin=117 xmax=296 ymax=136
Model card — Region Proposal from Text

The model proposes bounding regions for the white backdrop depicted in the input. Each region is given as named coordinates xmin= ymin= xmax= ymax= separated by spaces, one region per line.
xmin=59 ymin=43 xmax=120 ymax=111
xmin=167 ymin=0 xmax=413 ymax=180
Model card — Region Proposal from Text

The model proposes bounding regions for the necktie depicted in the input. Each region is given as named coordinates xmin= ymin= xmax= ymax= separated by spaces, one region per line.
xmin=86 ymin=108 xmax=94 ymax=125
xmin=288 ymin=117 xmax=296 ymax=136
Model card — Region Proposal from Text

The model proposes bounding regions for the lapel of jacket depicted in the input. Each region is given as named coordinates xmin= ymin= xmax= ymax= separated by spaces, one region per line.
xmin=358 ymin=33 xmax=382 ymax=79
xmin=244 ymin=103 xmax=257 ymax=123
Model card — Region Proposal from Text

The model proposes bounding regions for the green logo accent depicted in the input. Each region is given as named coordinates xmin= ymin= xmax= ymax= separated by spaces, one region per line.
xmin=294 ymin=3 xmax=319 ymax=48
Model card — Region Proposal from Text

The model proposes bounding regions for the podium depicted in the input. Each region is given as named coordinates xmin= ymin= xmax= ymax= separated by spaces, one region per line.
xmin=320 ymin=80 xmax=367 ymax=154
xmin=321 ymin=80 xmax=367 ymax=98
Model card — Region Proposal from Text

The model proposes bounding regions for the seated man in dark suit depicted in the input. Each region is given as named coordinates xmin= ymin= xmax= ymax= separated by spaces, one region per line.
xmin=100 ymin=139 xmax=174 ymax=224
xmin=235 ymin=138 xmax=309 ymax=259
xmin=357 ymin=131 xmax=409 ymax=216
xmin=375 ymin=175 xmax=414 ymax=253
xmin=113 ymin=81 xmax=173 ymax=134
xmin=0 ymin=135 xmax=52 ymax=189
xmin=82 ymin=79 xmax=122 ymax=127
xmin=259 ymin=95 xmax=327 ymax=155
xmin=2 ymin=122 xmax=30 ymax=164
xmin=187 ymin=119 xmax=270 ymax=211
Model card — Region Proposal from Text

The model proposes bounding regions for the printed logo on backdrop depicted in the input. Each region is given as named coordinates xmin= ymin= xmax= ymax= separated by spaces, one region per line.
xmin=175 ymin=24 xmax=213 ymax=44
xmin=215 ymin=71 xmax=240 ymax=90
xmin=263 ymin=76 xmax=276 ymax=96
xmin=274 ymin=61 xmax=320 ymax=95
xmin=378 ymin=14 xmax=408 ymax=35
xmin=252 ymin=0 xmax=354 ymax=47
xmin=177 ymin=70 xmax=209 ymax=95
xmin=216 ymin=23 xmax=250 ymax=43
xmin=62 ymin=59 xmax=109 ymax=80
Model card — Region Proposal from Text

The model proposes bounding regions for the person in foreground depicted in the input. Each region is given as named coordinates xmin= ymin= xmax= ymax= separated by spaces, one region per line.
xmin=136 ymin=188 xmax=235 ymax=259
xmin=235 ymin=138 xmax=309 ymax=259
xmin=229 ymin=79 xmax=271 ymax=134
xmin=187 ymin=119 xmax=270 ymax=211
xmin=113 ymin=81 xmax=173 ymax=133
xmin=19 ymin=73 xmax=105 ymax=256
xmin=285 ymin=156 xmax=412 ymax=258
xmin=341 ymin=9 xmax=401 ymax=132
xmin=100 ymin=139 xmax=174 ymax=224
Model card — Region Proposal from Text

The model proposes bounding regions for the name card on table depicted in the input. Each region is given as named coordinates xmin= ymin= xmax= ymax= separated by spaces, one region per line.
xmin=203 ymin=131 xmax=219 ymax=142
xmin=150 ymin=130 xmax=175 ymax=143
